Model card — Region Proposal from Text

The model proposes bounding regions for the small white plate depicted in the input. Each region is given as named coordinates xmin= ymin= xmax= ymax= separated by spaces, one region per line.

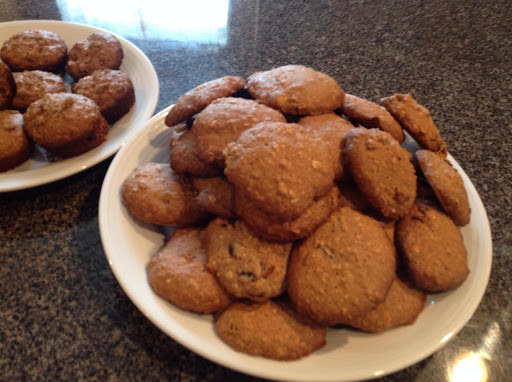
xmin=0 ymin=20 xmax=159 ymax=192
xmin=99 ymin=107 xmax=492 ymax=382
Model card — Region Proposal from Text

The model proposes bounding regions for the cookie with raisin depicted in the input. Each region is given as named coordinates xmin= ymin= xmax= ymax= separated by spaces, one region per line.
xmin=205 ymin=218 xmax=292 ymax=301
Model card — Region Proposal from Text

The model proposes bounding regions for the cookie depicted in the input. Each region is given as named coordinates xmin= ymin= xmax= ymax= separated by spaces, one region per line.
xmin=343 ymin=128 xmax=417 ymax=219
xmin=215 ymin=299 xmax=326 ymax=360
xmin=147 ymin=228 xmax=233 ymax=313
xmin=164 ymin=76 xmax=246 ymax=127
xmin=225 ymin=121 xmax=336 ymax=221
xmin=192 ymin=97 xmax=286 ymax=166
xmin=298 ymin=113 xmax=354 ymax=180
xmin=246 ymin=65 xmax=345 ymax=115
xmin=416 ymin=149 xmax=471 ymax=226
xmin=1 ymin=30 xmax=67 ymax=72
xmin=235 ymin=186 xmax=340 ymax=242
xmin=72 ymin=69 xmax=135 ymax=124
xmin=170 ymin=127 xmax=222 ymax=177
xmin=191 ymin=177 xmax=235 ymax=219
xmin=204 ymin=218 xmax=292 ymax=301
xmin=381 ymin=93 xmax=447 ymax=158
xmin=340 ymin=93 xmax=404 ymax=143
xmin=0 ymin=60 xmax=16 ymax=110
xmin=23 ymin=93 xmax=108 ymax=157
xmin=287 ymin=207 xmax=396 ymax=325
xmin=0 ymin=110 xmax=31 ymax=172
xmin=347 ymin=278 xmax=426 ymax=333
xmin=12 ymin=70 xmax=66 ymax=111
xmin=396 ymin=202 xmax=469 ymax=292
xmin=121 ymin=162 xmax=210 ymax=226
xmin=66 ymin=33 xmax=124 ymax=80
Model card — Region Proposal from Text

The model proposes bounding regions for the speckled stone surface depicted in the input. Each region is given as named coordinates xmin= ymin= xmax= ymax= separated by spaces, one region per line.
xmin=1 ymin=0 xmax=511 ymax=381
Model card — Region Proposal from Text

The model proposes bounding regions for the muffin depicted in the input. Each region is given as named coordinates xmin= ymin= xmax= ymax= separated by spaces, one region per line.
xmin=0 ymin=110 xmax=32 ymax=172
xmin=12 ymin=70 xmax=66 ymax=111
xmin=23 ymin=93 xmax=108 ymax=157
xmin=1 ymin=29 xmax=67 ymax=72
xmin=0 ymin=59 xmax=16 ymax=110
xmin=66 ymin=33 xmax=124 ymax=80
xmin=72 ymin=69 xmax=135 ymax=123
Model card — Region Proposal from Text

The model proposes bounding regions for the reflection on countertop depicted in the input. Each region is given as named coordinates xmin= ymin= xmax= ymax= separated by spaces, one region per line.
xmin=56 ymin=0 xmax=229 ymax=44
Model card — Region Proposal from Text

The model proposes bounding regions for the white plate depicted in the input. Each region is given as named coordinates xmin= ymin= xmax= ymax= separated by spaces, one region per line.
xmin=99 ymin=107 xmax=492 ymax=382
xmin=0 ymin=20 xmax=159 ymax=192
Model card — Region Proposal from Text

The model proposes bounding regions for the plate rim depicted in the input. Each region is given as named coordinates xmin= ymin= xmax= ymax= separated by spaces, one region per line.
xmin=0 ymin=19 xmax=159 ymax=192
xmin=99 ymin=106 xmax=493 ymax=381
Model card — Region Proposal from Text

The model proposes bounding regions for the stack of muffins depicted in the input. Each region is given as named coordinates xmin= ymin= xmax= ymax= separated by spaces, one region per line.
xmin=0 ymin=29 xmax=135 ymax=172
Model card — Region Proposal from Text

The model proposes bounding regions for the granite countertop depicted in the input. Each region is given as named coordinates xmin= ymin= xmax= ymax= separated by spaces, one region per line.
xmin=1 ymin=0 xmax=511 ymax=381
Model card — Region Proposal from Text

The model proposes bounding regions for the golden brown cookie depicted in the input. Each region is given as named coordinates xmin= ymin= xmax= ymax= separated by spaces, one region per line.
xmin=225 ymin=121 xmax=336 ymax=221
xmin=246 ymin=65 xmax=345 ymax=115
xmin=164 ymin=76 xmax=246 ymax=127
xmin=192 ymin=97 xmax=286 ymax=166
xmin=191 ymin=177 xmax=235 ymax=219
xmin=342 ymin=128 xmax=417 ymax=219
xmin=347 ymin=278 xmax=426 ymax=333
xmin=72 ymin=69 xmax=135 ymax=124
xmin=235 ymin=186 xmax=340 ymax=242
xmin=396 ymin=202 xmax=469 ymax=292
xmin=121 ymin=162 xmax=210 ymax=226
xmin=1 ymin=30 xmax=67 ymax=72
xmin=381 ymin=93 xmax=447 ymax=158
xmin=147 ymin=228 xmax=233 ymax=313
xmin=169 ymin=127 xmax=222 ymax=177
xmin=23 ymin=93 xmax=108 ymax=157
xmin=287 ymin=207 xmax=397 ymax=325
xmin=66 ymin=33 xmax=124 ymax=80
xmin=298 ymin=113 xmax=354 ymax=180
xmin=416 ymin=149 xmax=471 ymax=226
xmin=340 ymin=93 xmax=404 ymax=143
xmin=12 ymin=70 xmax=66 ymax=111
xmin=205 ymin=218 xmax=292 ymax=301
xmin=215 ymin=299 xmax=326 ymax=360
xmin=0 ymin=110 xmax=31 ymax=172
xmin=0 ymin=60 xmax=16 ymax=110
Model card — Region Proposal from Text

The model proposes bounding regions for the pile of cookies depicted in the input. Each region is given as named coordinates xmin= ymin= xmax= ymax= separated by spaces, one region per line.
xmin=121 ymin=65 xmax=471 ymax=361
xmin=0 ymin=29 xmax=135 ymax=172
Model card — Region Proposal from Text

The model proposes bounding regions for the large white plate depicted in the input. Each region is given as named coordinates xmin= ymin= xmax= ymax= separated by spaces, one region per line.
xmin=0 ymin=20 xmax=159 ymax=192
xmin=99 ymin=107 xmax=492 ymax=381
